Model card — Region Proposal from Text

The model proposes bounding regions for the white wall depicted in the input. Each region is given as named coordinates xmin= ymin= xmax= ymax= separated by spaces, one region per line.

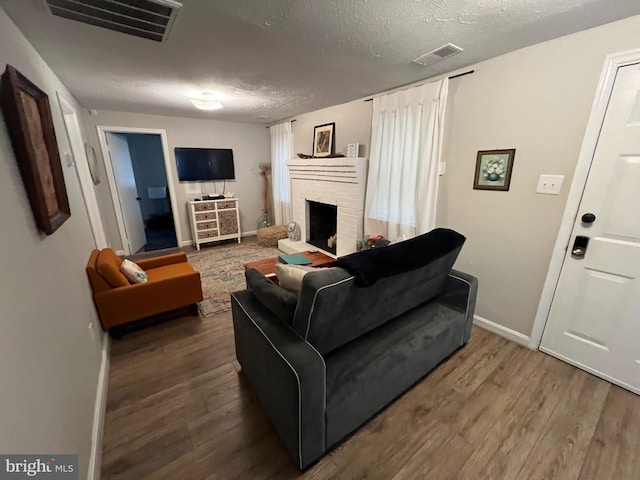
xmin=289 ymin=98 xmax=373 ymax=158
xmin=81 ymin=111 xmax=270 ymax=250
xmin=0 ymin=7 xmax=103 ymax=476
xmin=438 ymin=14 xmax=640 ymax=337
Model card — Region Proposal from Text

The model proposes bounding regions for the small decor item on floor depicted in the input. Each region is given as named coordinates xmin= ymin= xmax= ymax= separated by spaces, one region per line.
xmin=473 ymin=149 xmax=516 ymax=191
xmin=256 ymin=209 xmax=271 ymax=230
xmin=313 ymin=122 xmax=335 ymax=158
xmin=257 ymin=225 xmax=288 ymax=246
xmin=287 ymin=221 xmax=301 ymax=241
xmin=357 ymin=234 xmax=389 ymax=251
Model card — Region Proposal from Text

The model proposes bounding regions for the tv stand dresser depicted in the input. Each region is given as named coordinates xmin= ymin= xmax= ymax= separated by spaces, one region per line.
xmin=188 ymin=198 xmax=241 ymax=250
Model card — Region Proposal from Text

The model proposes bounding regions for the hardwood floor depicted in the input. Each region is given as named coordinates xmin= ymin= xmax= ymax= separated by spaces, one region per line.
xmin=101 ymin=313 xmax=640 ymax=479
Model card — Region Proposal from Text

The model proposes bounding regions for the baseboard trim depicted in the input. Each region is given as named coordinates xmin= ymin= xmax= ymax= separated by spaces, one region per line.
xmin=180 ymin=240 xmax=193 ymax=247
xmin=473 ymin=315 xmax=531 ymax=347
xmin=87 ymin=333 xmax=110 ymax=480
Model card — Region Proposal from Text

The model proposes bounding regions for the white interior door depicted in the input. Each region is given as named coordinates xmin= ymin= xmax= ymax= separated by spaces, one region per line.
xmin=541 ymin=63 xmax=640 ymax=394
xmin=106 ymin=133 xmax=147 ymax=254
xmin=58 ymin=95 xmax=107 ymax=249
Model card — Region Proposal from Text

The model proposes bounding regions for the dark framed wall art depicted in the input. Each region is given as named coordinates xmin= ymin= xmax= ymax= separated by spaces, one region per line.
xmin=313 ymin=122 xmax=335 ymax=158
xmin=1 ymin=65 xmax=70 ymax=234
xmin=473 ymin=148 xmax=516 ymax=191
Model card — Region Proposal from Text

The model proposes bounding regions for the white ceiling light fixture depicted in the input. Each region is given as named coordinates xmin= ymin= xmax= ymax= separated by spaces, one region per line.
xmin=190 ymin=92 xmax=223 ymax=110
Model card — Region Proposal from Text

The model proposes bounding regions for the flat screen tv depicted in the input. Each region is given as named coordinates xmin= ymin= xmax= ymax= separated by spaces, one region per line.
xmin=175 ymin=147 xmax=235 ymax=181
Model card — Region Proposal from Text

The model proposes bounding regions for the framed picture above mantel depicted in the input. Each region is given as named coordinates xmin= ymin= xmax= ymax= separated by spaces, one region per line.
xmin=1 ymin=64 xmax=71 ymax=234
xmin=313 ymin=122 xmax=335 ymax=158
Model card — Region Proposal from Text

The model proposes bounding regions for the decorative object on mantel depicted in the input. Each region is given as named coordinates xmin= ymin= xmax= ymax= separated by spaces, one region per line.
xmin=256 ymin=162 xmax=272 ymax=229
xmin=287 ymin=221 xmax=301 ymax=241
xmin=1 ymin=65 xmax=71 ymax=235
xmin=473 ymin=149 xmax=516 ymax=191
xmin=313 ymin=122 xmax=335 ymax=158
xmin=297 ymin=152 xmax=345 ymax=159
xmin=346 ymin=143 xmax=360 ymax=158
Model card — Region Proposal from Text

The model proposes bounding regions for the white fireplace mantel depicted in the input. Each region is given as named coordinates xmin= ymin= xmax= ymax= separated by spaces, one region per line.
xmin=278 ymin=157 xmax=368 ymax=258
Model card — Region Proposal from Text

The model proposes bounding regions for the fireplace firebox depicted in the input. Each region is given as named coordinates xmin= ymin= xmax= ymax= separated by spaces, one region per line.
xmin=306 ymin=200 xmax=337 ymax=255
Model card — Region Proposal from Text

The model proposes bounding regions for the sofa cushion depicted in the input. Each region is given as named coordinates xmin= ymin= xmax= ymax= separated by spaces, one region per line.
xmin=275 ymin=264 xmax=317 ymax=293
xmin=334 ymin=228 xmax=466 ymax=286
xmin=145 ymin=262 xmax=196 ymax=282
xmin=120 ymin=259 xmax=148 ymax=284
xmin=324 ymin=298 xmax=467 ymax=447
xmin=96 ymin=248 xmax=129 ymax=288
xmin=292 ymin=229 xmax=466 ymax=355
xmin=245 ymin=268 xmax=298 ymax=325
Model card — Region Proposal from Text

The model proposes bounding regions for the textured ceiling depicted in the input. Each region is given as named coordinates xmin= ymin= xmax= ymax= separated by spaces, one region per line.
xmin=2 ymin=0 xmax=640 ymax=123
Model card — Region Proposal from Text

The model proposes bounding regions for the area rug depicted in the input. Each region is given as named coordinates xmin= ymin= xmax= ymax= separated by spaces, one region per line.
xmin=188 ymin=243 xmax=281 ymax=316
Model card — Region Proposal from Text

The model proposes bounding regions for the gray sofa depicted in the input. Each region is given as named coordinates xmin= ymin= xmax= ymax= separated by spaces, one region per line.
xmin=231 ymin=229 xmax=478 ymax=469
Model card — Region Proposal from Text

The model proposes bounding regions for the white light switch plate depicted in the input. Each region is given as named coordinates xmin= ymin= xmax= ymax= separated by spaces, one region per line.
xmin=536 ymin=174 xmax=564 ymax=195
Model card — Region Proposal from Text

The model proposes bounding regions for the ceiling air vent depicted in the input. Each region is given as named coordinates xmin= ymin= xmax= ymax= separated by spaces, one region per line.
xmin=412 ymin=43 xmax=463 ymax=67
xmin=42 ymin=0 xmax=182 ymax=42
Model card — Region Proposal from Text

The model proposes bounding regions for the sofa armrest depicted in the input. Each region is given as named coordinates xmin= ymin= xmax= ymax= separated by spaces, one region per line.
xmin=439 ymin=269 xmax=478 ymax=345
xmin=136 ymin=252 xmax=189 ymax=271
xmin=231 ymin=290 xmax=325 ymax=470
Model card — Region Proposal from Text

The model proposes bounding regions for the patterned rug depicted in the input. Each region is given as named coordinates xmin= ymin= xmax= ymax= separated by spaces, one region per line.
xmin=188 ymin=243 xmax=281 ymax=316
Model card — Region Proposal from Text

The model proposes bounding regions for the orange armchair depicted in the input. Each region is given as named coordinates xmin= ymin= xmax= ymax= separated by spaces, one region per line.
xmin=86 ymin=248 xmax=203 ymax=330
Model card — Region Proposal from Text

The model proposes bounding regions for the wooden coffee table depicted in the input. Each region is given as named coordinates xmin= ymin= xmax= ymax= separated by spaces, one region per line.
xmin=244 ymin=251 xmax=335 ymax=280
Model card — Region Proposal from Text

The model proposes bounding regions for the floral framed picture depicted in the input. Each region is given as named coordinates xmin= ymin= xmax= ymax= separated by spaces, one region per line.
xmin=473 ymin=149 xmax=516 ymax=191
xmin=313 ymin=122 xmax=335 ymax=158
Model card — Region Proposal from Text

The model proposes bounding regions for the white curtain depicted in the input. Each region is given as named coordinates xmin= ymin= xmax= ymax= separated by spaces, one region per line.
xmin=270 ymin=121 xmax=293 ymax=225
xmin=364 ymin=79 xmax=448 ymax=239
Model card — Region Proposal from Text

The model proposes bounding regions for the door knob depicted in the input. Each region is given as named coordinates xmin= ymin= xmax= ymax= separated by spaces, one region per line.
xmin=136 ymin=197 xmax=142 ymax=201
xmin=581 ymin=213 xmax=596 ymax=224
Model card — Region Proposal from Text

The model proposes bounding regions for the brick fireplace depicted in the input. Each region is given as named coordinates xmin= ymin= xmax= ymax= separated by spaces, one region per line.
xmin=278 ymin=157 xmax=367 ymax=258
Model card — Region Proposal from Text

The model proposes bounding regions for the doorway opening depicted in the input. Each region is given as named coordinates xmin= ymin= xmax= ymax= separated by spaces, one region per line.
xmin=98 ymin=128 xmax=181 ymax=254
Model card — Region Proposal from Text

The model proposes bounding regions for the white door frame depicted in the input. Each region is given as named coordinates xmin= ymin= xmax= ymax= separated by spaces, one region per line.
xmin=57 ymin=94 xmax=108 ymax=248
xmin=529 ymin=48 xmax=640 ymax=349
xmin=96 ymin=126 xmax=183 ymax=255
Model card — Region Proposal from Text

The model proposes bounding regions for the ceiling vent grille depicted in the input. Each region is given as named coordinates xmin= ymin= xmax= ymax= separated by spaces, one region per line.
xmin=412 ymin=43 xmax=463 ymax=67
xmin=42 ymin=0 xmax=182 ymax=42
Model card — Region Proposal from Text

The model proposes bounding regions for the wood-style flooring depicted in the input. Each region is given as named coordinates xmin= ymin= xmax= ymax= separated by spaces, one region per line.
xmin=102 ymin=312 xmax=640 ymax=479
